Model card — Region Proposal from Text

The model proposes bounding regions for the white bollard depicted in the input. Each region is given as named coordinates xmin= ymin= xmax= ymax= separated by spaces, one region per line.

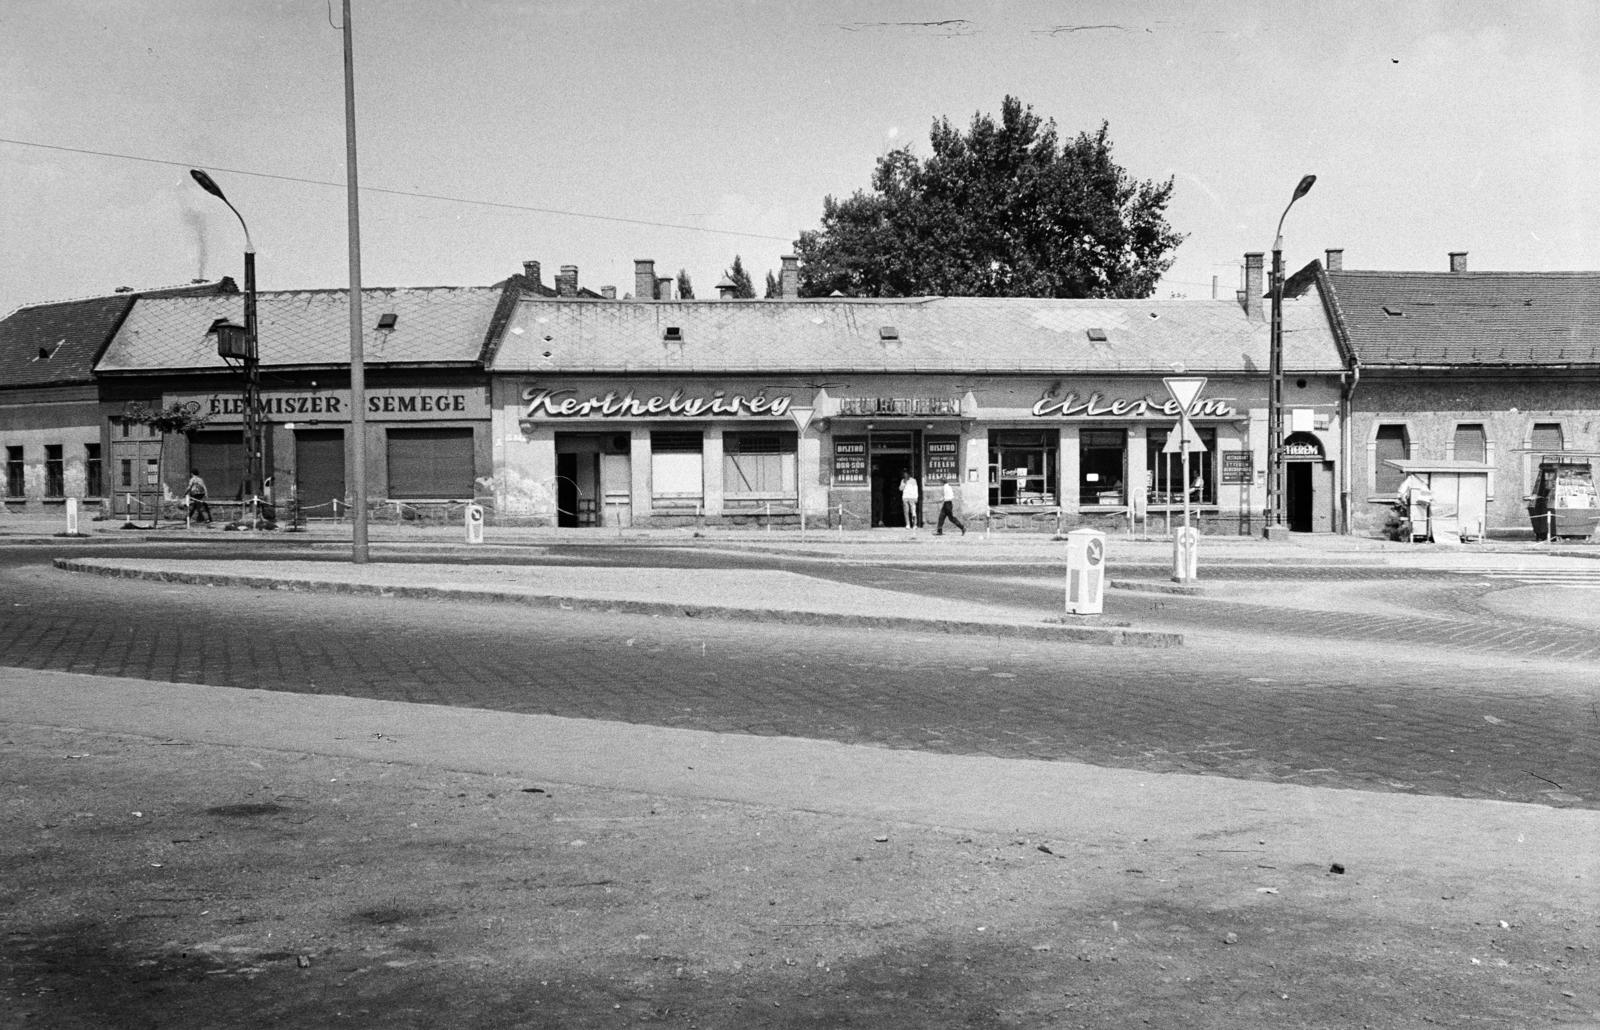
xmin=1172 ymin=526 xmax=1199 ymax=583
xmin=66 ymin=497 xmax=79 ymax=535
xmin=1064 ymin=528 xmax=1106 ymax=615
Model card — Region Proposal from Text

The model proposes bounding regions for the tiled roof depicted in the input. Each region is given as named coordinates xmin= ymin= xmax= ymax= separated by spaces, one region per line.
xmin=97 ymin=287 xmax=504 ymax=373
xmin=0 ymin=294 xmax=135 ymax=388
xmin=1324 ymin=270 xmax=1600 ymax=366
xmin=489 ymin=293 xmax=1342 ymax=375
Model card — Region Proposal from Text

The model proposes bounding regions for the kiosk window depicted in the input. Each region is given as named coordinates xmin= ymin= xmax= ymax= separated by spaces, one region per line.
xmin=651 ymin=431 xmax=704 ymax=505
xmin=1146 ymin=427 xmax=1216 ymax=503
xmin=988 ymin=430 xmax=1057 ymax=506
xmin=1078 ymin=429 xmax=1126 ymax=505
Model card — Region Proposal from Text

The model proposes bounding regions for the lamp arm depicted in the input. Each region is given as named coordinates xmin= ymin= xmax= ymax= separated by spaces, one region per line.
xmin=222 ymin=200 xmax=255 ymax=254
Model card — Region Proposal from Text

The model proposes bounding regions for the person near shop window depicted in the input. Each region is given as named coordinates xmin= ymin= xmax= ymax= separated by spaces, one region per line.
xmin=935 ymin=478 xmax=966 ymax=536
xmin=186 ymin=469 xmax=212 ymax=524
xmin=900 ymin=470 xmax=921 ymax=529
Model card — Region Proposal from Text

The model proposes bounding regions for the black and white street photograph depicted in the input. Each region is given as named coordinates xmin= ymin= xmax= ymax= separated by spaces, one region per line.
xmin=2 ymin=2 xmax=1597 ymax=1027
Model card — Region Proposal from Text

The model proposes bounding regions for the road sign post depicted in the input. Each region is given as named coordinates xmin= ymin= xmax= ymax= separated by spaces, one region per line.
xmin=1162 ymin=377 xmax=1208 ymax=584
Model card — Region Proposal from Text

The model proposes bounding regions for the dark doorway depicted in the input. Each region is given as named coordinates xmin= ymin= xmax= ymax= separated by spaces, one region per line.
xmin=294 ymin=429 xmax=345 ymax=518
xmin=556 ymin=452 xmax=580 ymax=528
xmin=1286 ymin=462 xmax=1314 ymax=532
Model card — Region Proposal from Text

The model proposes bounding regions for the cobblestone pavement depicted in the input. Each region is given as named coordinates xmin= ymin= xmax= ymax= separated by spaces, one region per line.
xmin=4 ymin=542 xmax=1598 ymax=812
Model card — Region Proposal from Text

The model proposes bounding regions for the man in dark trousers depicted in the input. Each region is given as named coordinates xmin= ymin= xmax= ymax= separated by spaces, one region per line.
xmin=935 ymin=478 xmax=966 ymax=535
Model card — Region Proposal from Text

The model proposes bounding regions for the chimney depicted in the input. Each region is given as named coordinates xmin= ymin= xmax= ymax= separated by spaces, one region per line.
xmin=1449 ymin=251 xmax=1468 ymax=273
xmin=780 ymin=254 xmax=800 ymax=300
xmin=555 ymin=265 xmax=579 ymax=297
xmin=716 ymin=275 xmax=737 ymax=301
xmin=522 ymin=260 xmax=543 ymax=289
xmin=601 ymin=286 xmax=617 ymax=300
xmin=1241 ymin=252 xmax=1264 ymax=319
xmin=1324 ymin=248 xmax=1343 ymax=272
xmin=657 ymin=276 xmax=675 ymax=301
xmin=634 ymin=259 xmax=657 ymax=300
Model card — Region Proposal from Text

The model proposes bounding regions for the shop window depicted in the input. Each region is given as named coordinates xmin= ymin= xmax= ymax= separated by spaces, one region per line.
xmin=651 ymin=431 xmax=704 ymax=507
xmin=1453 ymin=424 xmax=1487 ymax=463
xmin=988 ymin=430 xmax=1057 ymax=507
xmin=1146 ymin=427 xmax=1216 ymax=504
xmin=724 ymin=431 xmax=796 ymax=499
xmin=1373 ymin=424 xmax=1409 ymax=494
xmin=5 ymin=446 xmax=22 ymax=498
xmin=85 ymin=444 xmax=103 ymax=498
xmin=1078 ymin=429 xmax=1126 ymax=505
xmin=45 ymin=445 xmax=64 ymax=497
xmin=386 ymin=427 xmax=475 ymax=499
xmin=1530 ymin=422 xmax=1564 ymax=456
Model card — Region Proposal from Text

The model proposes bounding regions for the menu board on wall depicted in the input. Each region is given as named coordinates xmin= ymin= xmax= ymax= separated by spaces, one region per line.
xmin=1221 ymin=450 xmax=1254 ymax=484
xmin=833 ymin=438 xmax=867 ymax=484
xmin=925 ymin=436 xmax=959 ymax=484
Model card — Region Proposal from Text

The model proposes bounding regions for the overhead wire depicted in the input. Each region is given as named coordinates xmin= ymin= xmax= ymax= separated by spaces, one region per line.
xmin=0 ymin=135 xmax=793 ymax=243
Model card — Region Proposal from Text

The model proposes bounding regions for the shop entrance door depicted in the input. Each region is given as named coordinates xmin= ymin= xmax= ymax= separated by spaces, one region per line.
xmin=1285 ymin=461 xmax=1334 ymax=532
xmin=555 ymin=432 xmax=630 ymax=528
xmin=868 ymin=431 xmax=919 ymax=527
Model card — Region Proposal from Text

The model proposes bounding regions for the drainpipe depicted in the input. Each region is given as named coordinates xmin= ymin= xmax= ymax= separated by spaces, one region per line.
xmin=1339 ymin=361 xmax=1360 ymax=534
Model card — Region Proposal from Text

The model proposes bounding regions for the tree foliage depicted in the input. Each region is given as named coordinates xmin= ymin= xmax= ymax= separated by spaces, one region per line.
xmin=124 ymin=401 xmax=212 ymax=436
xmin=794 ymin=96 xmax=1184 ymax=299
xmin=724 ymin=255 xmax=756 ymax=299
xmin=676 ymin=268 xmax=695 ymax=300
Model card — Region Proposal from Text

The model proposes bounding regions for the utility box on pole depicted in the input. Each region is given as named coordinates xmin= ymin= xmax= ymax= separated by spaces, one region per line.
xmin=1064 ymin=528 xmax=1106 ymax=615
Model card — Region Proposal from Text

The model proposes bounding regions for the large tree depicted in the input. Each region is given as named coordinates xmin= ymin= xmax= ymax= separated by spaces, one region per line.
xmin=794 ymin=97 xmax=1184 ymax=299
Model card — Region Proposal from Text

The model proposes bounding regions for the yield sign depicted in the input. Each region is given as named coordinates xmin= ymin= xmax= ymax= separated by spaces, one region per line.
xmin=1162 ymin=376 xmax=1208 ymax=415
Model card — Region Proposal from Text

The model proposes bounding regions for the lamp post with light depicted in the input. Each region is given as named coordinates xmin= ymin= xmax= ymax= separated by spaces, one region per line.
xmin=1266 ymin=173 xmax=1316 ymax=537
xmin=190 ymin=169 xmax=265 ymax=526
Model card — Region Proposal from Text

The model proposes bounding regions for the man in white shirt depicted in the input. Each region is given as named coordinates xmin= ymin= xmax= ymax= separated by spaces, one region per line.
xmin=935 ymin=478 xmax=966 ymax=535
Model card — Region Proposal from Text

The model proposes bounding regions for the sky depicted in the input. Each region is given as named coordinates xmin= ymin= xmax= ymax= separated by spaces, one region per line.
xmin=2 ymin=0 xmax=1597 ymax=313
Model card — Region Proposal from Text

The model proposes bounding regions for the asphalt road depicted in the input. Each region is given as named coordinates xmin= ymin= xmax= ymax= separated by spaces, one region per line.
xmin=3 ymin=541 xmax=1597 ymax=810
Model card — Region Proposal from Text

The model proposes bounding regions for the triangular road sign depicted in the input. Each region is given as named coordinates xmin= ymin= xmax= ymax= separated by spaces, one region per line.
xmin=1162 ymin=376 xmax=1208 ymax=414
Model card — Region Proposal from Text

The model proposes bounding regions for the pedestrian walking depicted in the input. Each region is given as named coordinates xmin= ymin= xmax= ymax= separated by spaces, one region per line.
xmin=899 ymin=470 xmax=921 ymax=529
xmin=185 ymin=469 xmax=211 ymax=524
xmin=935 ymin=478 xmax=966 ymax=535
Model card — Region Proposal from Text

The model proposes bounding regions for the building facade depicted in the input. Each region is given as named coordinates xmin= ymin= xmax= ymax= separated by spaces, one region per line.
xmin=486 ymin=257 xmax=1349 ymax=533
xmin=92 ymin=285 xmax=506 ymax=520
xmin=1306 ymin=250 xmax=1600 ymax=537
xmin=0 ymin=281 xmax=234 ymax=518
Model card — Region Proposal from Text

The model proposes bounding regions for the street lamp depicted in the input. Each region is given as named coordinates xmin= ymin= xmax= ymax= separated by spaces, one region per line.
xmin=191 ymin=168 xmax=265 ymax=527
xmin=1266 ymin=173 xmax=1316 ymax=538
